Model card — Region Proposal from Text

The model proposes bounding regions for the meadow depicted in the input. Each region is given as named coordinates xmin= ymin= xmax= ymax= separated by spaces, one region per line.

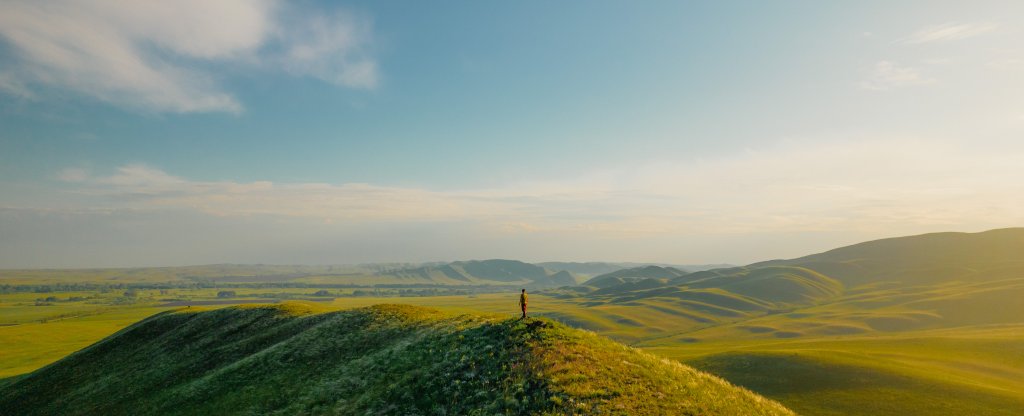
xmin=2 ymin=289 xmax=1021 ymax=415
xmin=3 ymin=230 xmax=1024 ymax=415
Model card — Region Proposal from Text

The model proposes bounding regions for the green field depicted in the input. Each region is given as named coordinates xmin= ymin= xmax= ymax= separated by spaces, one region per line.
xmin=2 ymin=229 xmax=1023 ymax=415
xmin=3 ymin=291 xmax=1022 ymax=415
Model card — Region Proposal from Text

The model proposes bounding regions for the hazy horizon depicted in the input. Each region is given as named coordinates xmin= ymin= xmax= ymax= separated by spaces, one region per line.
xmin=3 ymin=1 xmax=1024 ymax=268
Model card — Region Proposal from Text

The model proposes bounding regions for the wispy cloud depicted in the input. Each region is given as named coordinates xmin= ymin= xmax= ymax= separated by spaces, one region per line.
xmin=0 ymin=1 xmax=377 ymax=113
xmin=4 ymin=137 xmax=1018 ymax=267
xmin=900 ymin=22 xmax=998 ymax=44
xmin=277 ymin=10 xmax=378 ymax=89
xmin=56 ymin=168 xmax=90 ymax=183
xmin=861 ymin=61 xmax=935 ymax=90
xmin=51 ymin=137 xmax=1024 ymax=238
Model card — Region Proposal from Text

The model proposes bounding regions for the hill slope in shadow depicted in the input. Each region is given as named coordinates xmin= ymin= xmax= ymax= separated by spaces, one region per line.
xmin=0 ymin=304 xmax=793 ymax=416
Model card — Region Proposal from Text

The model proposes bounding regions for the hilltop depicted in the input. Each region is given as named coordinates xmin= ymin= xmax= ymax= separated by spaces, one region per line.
xmin=0 ymin=304 xmax=793 ymax=416
xmin=381 ymin=259 xmax=574 ymax=286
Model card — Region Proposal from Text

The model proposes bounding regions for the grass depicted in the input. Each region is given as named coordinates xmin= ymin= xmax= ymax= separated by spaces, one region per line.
xmin=686 ymin=351 xmax=1022 ymax=416
xmin=0 ymin=304 xmax=792 ymax=415
xmin=3 ymin=229 xmax=1023 ymax=414
xmin=645 ymin=324 xmax=1024 ymax=416
xmin=3 ymin=289 xmax=1024 ymax=415
xmin=0 ymin=306 xmax=169 ymax=378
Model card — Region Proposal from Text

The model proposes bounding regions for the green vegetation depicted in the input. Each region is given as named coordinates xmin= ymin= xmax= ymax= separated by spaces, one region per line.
xmin=2 ymin=228 xmax=1023 ymax=415
xmin=379 ymin=259 xmax=580 ymax=286
xmin=0 ymin=304 xmax=791 ymax=416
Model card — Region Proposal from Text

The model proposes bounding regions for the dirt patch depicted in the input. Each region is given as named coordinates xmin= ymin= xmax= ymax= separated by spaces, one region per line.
xmin=739 ymin=325 xmax=776 ymax=334
xmin=815 ymin=325 xmax=867 ymax=335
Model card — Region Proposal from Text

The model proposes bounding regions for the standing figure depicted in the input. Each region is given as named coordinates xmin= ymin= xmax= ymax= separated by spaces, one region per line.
xmin=519 ymin=289 xmax=528 ymax=319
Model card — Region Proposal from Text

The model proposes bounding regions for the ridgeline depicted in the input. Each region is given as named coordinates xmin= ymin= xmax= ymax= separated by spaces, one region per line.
xmin=0 ymin=303 xmax=792 ymax=415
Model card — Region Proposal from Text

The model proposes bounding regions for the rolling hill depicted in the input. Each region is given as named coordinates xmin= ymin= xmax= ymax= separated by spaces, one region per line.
xmin=535 ymin=228 xmax=1024 ymax=415
xmin=561 ymin=228 xmax=1024 ymax=332
xmin=381 ymin=259 xmax=579 ymax=287
xmin=2 ymin=229 xmax=1021 ymax=416
xmin=751 ymin=228 xmax=1024 ymax=286
xmin=0 ymin=304 xmax=793 ymax=416
xmin=536 ymin=262 xmax=732 ymax=278
xmin=583 ymin=265 xmax=689 ymax=288
xmin=535 ymin=262 xmax=628 ymax=277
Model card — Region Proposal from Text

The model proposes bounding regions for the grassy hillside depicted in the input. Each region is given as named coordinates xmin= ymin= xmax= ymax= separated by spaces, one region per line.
xmin=536 ymin=262 xmax=627 ymax=277
xmin=0 ymin=303 xmax=792 ymax=416
xmin=584 ymin=265 xmax=687 ymax=286
xmin=534 ymin=229 xmax=1024 ymax=415
xmin=569 ymin=229 xmax=1024 ymax=334
xmin=2 ymin=228 xmax=1022 ymax=416
xmin=646 ymin=324 xmax=1024 ymax=416
xmin=753 ymin=228 xmax=1024 ymax=286
xmin=380 ymin=259 xmax=575 ymax=286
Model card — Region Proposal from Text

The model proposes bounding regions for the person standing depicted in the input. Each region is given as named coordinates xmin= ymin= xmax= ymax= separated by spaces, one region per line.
xmin=519 ymin=289 xmax=528 ymax=319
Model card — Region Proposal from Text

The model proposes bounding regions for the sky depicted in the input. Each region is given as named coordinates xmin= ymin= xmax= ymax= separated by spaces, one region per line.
xmin=1 ymin=1 xmax=1023 ymax=268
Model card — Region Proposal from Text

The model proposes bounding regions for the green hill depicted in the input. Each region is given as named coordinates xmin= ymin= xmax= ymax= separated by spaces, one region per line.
xmin=752 ymin=228 xmax=1024 ymax=286
xmin=591 ymin=277 xmax=667 ymax=296
xmin=384 ymin=259 xmax=571 ymax=286
xmin=588 ymin=265 xmax=688 ymax=281
xmin=571 ymin=228 xmax=1024 ymax=332
xmin=578 ymin=265 xmax=842 ymax=319
xmin=545 ymin=270 xmax=579 ymax=286
xmin=537 ymin=262 xmax=732 ymax=278
xmin=557 ymin=229 xmax=1024 ymax=416
xmin=0 ymin=303 xmax=792 ymax=416
xmin=684 ymin=266 xmax=843 ymax=307
xmin=536 ymin=262 xmax=627 ymax=277
xmin=582 ymin=265 xmax=688 ymax=289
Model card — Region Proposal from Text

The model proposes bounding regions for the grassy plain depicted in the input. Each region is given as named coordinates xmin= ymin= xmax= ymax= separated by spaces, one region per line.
xmin=4 ymin=230 xmax=1024 ymax=416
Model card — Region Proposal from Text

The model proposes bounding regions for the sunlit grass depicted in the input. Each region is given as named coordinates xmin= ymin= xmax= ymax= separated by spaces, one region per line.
xmin=0 ymin=304 xmax=792 ymax=415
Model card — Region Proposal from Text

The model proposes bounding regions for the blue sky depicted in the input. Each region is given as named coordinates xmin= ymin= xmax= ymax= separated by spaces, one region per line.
xmin=1 ymin=1 xmax=1023 ymax=267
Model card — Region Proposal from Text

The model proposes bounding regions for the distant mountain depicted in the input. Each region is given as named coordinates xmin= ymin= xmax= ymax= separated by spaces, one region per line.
xmin=591 ymin=277 xmax=667 ymax=296
xmin=535 ymin=262 xmax=628 ymax=277
xmin=382 ymin=259 xmax=568 ymax=287
xmin=545 ymin=270 xmax=579 ymax=286
xmin=583 ymin=265 xmax=688 ymax=288
xmin=0 ymin=304 xmax=794 ymax=416
xmin=539 ymin=262 xmax=734 ymax=277
xmin=616 ymin=262 xmax=736 ymax=272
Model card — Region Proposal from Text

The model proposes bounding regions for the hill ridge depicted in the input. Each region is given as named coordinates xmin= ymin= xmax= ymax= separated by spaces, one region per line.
xmin=0 ymin=303 xmax=793 ymax=415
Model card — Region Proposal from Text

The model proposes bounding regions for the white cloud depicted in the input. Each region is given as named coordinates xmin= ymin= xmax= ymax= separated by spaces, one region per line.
xmin=0 ymin=71 xmax=33 ymax=98
xmin=987 ymin=57 xmax=1024 ymax=70
xmin=861 ymin=61 xmax=935 ymax=90
xmin=901 ymin=22 xmax=998 ymax=44
xmin=0 ymin=1 xmax=377 ymax=113
xmin=8 ymin=137 xmax=1020 ymax=266
xmin=277 ymin=11 xmax=378 ymax=89
xmin=56 ymin=168 xmax=90 ymax=183
xmin=50 ymin=137 xmax=1024 ymax=240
